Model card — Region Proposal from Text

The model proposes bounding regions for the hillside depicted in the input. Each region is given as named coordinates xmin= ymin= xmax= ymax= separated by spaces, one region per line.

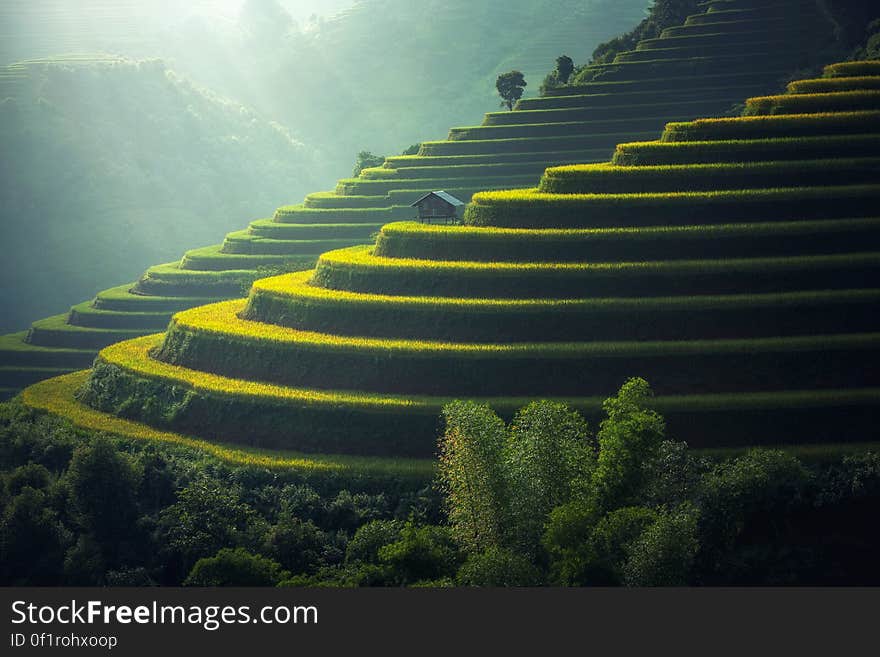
xmin=14 ymin=3 xmax=877 ymax=460
xmin=49 ymin=57 xmax=879 ymax=462
xmin=0 ymin=56 xmax=323 ymax=333
xmin=0 ymin=0 xmax=843 ymax=400
xmin=0 ymin=1 xmax=355 ymax=62
xmin=251 ymin=0 xmax=651 ymax=160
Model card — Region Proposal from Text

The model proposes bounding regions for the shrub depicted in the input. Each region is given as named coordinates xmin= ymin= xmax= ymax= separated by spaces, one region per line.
xmin=352 ymin=151 xmax=385 ymax=177
xmin=262 ymin=514 xmax=329 ymax=575
xmin=695 ymin=449 xmax=811 ymax=583
xmin=586 ymin=0 xmax=702 ymax=67
xmin=376 ymin=521 xmax=460 ymax=586
xmin=158 ymin=479 xmax=266 ymax=575
xmin=585 ymin=506 xmax=658 ymax=585
xmin=851 ymin=20 xmax=880 ymax=60
xmin=7 ymin=463 xmax=51 ymax=496
xmin=345 ymin=519 xmax=403 ymax=565
xmin=183 ymin=547 xmax=288 ymax=586
xmin=455 ymin=546 xmax=543 ymax=586
xmin=622 ymin=502 xmax=700 ymax=586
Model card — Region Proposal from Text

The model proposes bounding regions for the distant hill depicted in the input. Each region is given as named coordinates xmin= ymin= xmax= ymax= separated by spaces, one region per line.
xmin=0 ymin=56 xmax=323 ymax=332
xmin=0 ymin=0 xmax=650 ymax=177
xmin=177 ymin=0 xmax=650 ymax=170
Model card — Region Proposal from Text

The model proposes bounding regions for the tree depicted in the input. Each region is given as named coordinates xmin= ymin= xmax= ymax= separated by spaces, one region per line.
xmin=589 ymin=378 xmax=666 ymax=513
xmin=852 ymin=18 xmax=880 ymax=59
xmin=65 ymin=438 xmax=141 ymax=566
xmin=555 ymin=55 xmax=574 ymax=84
xmin=263 ymin=513 xmax=330 ymax=575
xmin=586 ymin=506 xmax=659 ymax=585
xmin=184 ymin=547 xmax=288 ymax=586
xmin=158 ymin=479 xmax=265 ymax=577
xmin=589 ymin=0 xmax=702 ymax=68
xmin=496 ymin=70 xmax=527 ymax=110
xmin=7 ymin=463 xmax=51 ymax=496
xmin=505 ymin=401 xmax=595 ymax=555
xmin=694 ymin=449 xmax=810 ymax=584
xmin=540 ymin=55 xmax=576 ymax=94
xmin=642 ymin=440 xmax=705 ymax=508
xmin=437 ymin=401 xmax=509 ymax=553
xmin=377 ymin=520 xmax=460 ymax=586
xmin=352 ymin=150 xmax=385 ymax=177
xmin=0 ymin=487 xmax=67 ymax=585
xmin=62 ymin=534 xmax=105 ymax=585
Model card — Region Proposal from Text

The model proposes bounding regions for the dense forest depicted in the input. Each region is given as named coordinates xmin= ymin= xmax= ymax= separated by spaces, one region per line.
xmin=2 ymin=380 xmax=878 ymax=586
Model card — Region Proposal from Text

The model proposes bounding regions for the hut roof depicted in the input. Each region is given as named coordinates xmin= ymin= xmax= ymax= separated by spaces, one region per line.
xmin=410 ymin=190 xmax=465 ymax=208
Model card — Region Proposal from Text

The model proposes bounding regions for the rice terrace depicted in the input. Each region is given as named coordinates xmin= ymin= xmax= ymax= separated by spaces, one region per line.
xmin=1 ymin=0 xmax=880 ymax=590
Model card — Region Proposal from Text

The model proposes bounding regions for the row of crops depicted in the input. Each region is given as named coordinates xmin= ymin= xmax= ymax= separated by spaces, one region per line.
xmin=32 ymin=57 xmax=880 ymax=469
xmin=0 ymin=0 xmax=837 ymax=402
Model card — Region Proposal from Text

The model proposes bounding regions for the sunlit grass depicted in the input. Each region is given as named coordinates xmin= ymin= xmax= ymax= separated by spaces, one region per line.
xmin=743 ymin=91 xmax=880 ymax=116
xmin=537 ymin=157 xmax=880 ymax=194
xmin=612 ymin=134 xmax=880 ymax=165
xmin=823 ymin=61 xmax=880 ymax=79
xmin=661 ymin=111 xmax=880 ymax=141
xmin=787 ymin=76 xmax=880 ymax=94
xmin=160 ymin=296 xmax=880 ymax=361
xmin=21 ymin=370 xmax=436 ymax=479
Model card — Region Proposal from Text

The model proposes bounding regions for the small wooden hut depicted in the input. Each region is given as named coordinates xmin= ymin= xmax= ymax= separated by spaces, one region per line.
xmin=410 ymin=191 xmax=465 ymax=224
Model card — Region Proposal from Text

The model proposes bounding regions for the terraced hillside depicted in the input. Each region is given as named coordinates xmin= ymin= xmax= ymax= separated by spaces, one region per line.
xmin=25 ymin=59 xmax=880 ymax=465
xmin=0 ymin=0 xmax=840 ymax=401
xmin=0 ymin=53 xmax=331 ymax=386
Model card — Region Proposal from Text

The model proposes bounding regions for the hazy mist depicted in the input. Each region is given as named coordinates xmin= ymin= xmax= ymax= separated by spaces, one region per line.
xmin=0 ymin=0 xmax=648 ymax=331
